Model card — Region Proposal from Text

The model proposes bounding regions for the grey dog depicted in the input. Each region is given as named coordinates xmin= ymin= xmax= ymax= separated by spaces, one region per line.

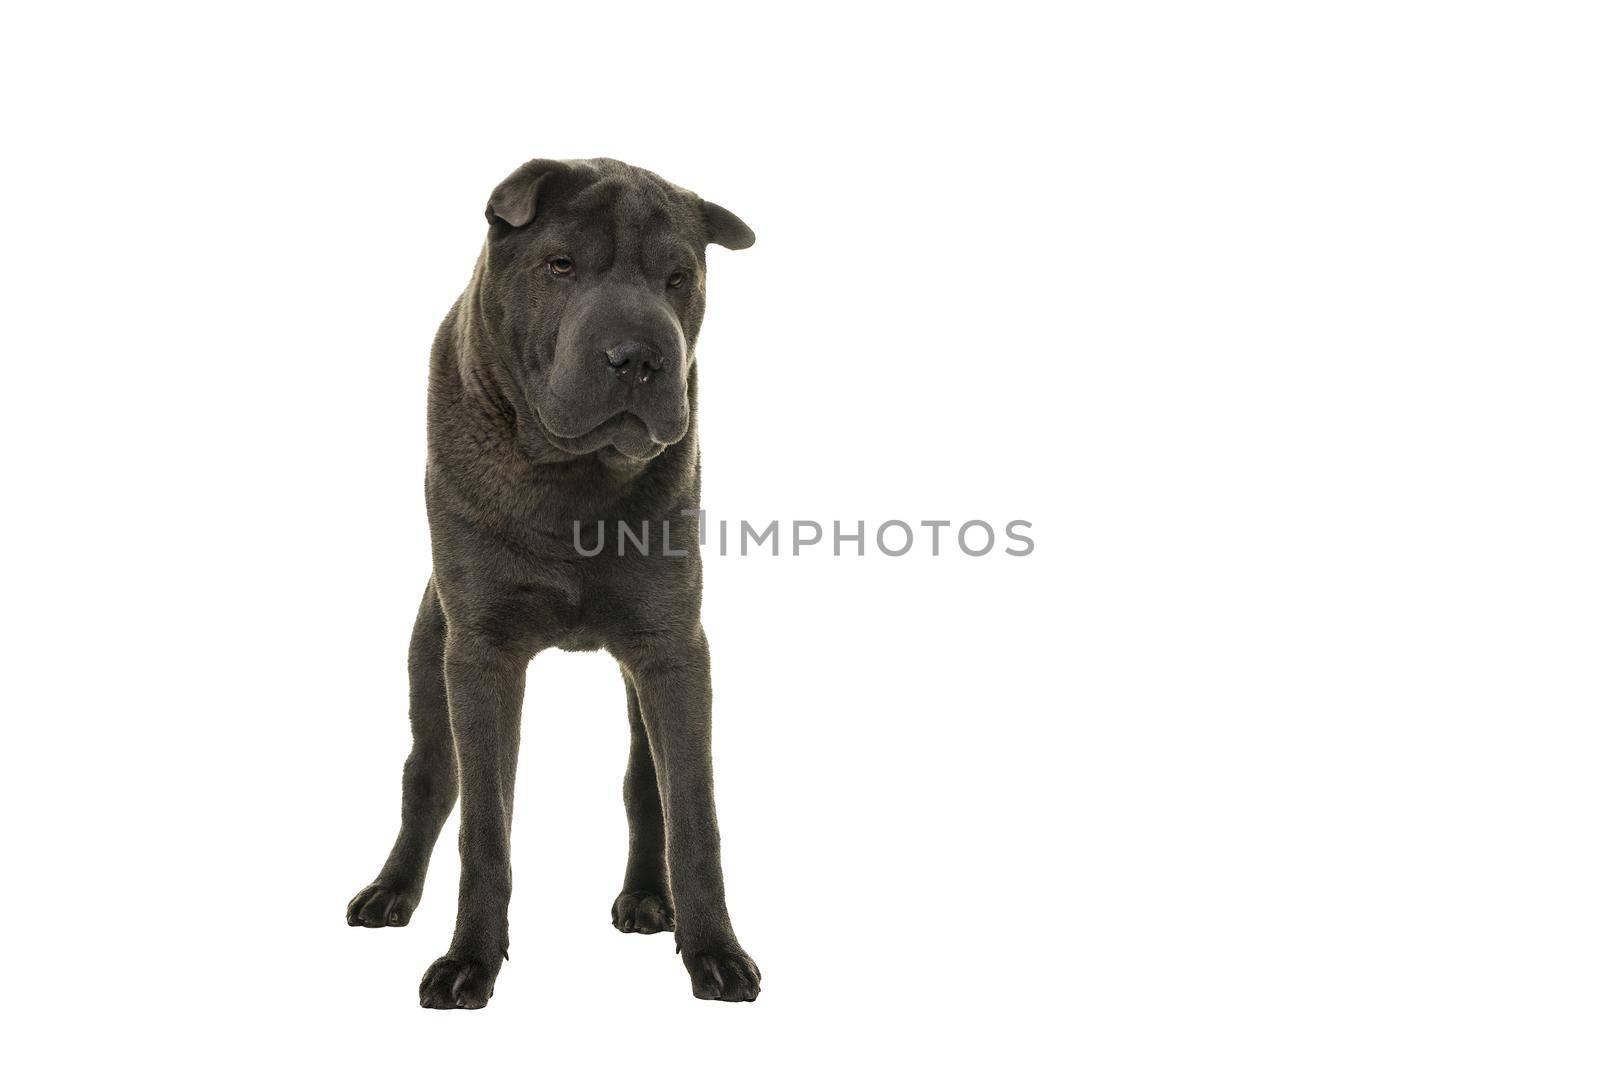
xmin=346 ymin=158 xmax=760 ymax=1009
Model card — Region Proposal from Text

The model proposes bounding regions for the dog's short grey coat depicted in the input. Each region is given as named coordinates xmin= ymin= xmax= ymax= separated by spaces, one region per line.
xmin=346 ymin=158 xmax=759 ymax=1008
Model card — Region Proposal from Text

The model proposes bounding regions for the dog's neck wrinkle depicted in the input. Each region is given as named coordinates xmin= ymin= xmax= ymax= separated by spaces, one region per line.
xmin=456 ymin=260 xmax=553 ymax=461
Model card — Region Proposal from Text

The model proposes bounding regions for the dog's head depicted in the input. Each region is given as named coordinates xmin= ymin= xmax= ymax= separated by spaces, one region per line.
xmin=476 ymin=158 xmax=753 ymax=463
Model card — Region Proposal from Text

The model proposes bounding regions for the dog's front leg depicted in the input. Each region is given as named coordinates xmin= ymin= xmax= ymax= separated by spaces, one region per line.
xmin=418 ymin=627 xmax=527 ymax=1009
xmin=625 ymin=628 xmax=761 ymax=1002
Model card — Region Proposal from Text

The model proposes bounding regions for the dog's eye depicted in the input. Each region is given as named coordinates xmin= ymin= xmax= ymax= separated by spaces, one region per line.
xmin=548 ymin=256 xmax=574 ymax=276
xmin=667 ymin=271 xmax=687 ymax=289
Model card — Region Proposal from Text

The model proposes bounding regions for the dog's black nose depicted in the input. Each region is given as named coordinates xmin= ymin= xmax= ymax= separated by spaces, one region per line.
xmin=605 ymin=341 xmax=663 ymax=387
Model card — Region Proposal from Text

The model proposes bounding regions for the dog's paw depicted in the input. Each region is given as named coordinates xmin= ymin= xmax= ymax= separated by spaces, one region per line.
xmin=346 ymin=883 xmax=418 ymax=928
xmin=418 ymin=955 xmax=497 ymax=1010
xmin=684 ymin=946 xmax=761 ymax=1002
xmin=612 ymin=889 xmax=674 ymax=934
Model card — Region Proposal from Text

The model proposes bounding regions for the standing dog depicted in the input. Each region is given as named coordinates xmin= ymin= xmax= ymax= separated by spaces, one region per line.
xmin=346 ymin=158 xmax=760 ymax=1009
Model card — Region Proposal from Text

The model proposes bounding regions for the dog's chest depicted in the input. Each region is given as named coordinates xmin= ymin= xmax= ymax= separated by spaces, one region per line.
xmin=502 ymin=563 xmax=626 ymax=654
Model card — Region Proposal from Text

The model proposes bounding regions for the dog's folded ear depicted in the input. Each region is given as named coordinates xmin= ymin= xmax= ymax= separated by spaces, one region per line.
xmin=486 ymin=159 xmax=568 ymax=228
xmin=702 ymin=200 xmax=755 ymax=250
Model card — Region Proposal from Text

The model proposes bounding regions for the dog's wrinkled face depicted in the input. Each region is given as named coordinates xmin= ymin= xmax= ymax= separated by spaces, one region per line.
xmin=479 ymin=158 xmax=753 ymax=463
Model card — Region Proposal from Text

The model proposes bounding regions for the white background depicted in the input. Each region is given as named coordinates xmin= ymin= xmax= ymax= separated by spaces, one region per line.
xmin=3 ymin=2 xmax=1597 ymax=1063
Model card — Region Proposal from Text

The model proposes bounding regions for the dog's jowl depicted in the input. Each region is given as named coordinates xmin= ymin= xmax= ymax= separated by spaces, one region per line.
xmin=345 ymin=158 xmax=760 ymax=1009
